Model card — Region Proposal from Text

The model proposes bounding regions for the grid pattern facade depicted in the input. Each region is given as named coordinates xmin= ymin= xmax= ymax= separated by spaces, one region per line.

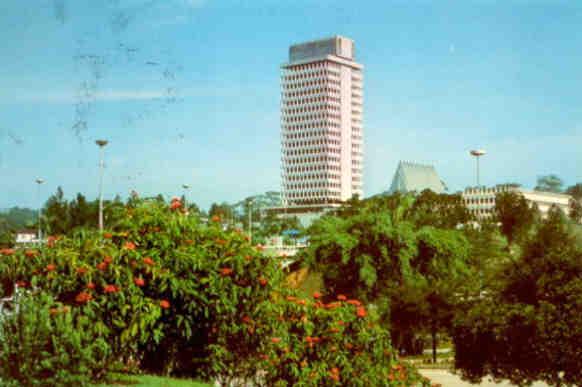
xmin=280 ymin=36 xmax=363 ymax=206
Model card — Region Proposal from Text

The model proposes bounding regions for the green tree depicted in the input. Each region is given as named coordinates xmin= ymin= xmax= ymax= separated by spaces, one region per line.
xmin=494 ymin=191 xmax=537 ymax=246
xmin=534 ymin=174 xmax=564 ymax=193
xmin=406 ymin=190 xmax=472 ymax=229
xmin=453 ymin=208 xmax=582 ymax=386
xmin=566 ymin=183 xmax=582 ymax=223
xmin=304 ymin=196 xmax=471 ymax=357
xmin=208 ymin=202 xmax=234 ymax=224
xmin=43 ymin=186 xmax=70 ymax=235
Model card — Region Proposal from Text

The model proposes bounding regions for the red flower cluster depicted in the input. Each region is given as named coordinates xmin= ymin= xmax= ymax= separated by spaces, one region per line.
xmin=159 ymin=299 xmax=170 ymax=309
xmin=76 ymin=267 xmax=88 ymax=275
xmin=87 ymin=282 xmax=96 ymax=290
xmin=104 ymin=284 xmax=118 ymax=294
xmin=103 ymin=232 xmax=113 ymax=239
xmin=356 ymin=306 xmax=367 ymax=318
xmin=96 ymin=261 xmax=108 ymax=271
xmin=211 ymin=215 xmax=221 ymax=223
xmin=75 ymin=291 xmax=93 ymax=304
xmin=270 ymin=337 xmax=281 ymax=344
xmin=329 ymin=367 xmax=340 ymax=382
xmin=103 ymin=256 xmax=113 ymax=264
xmin=46 ymin=235 xmax=58 ymax=247
xmin=134 ymin=277 xmax=145 ymax=287
xmin=143 ymin=257 xmax=155 ymax=266
xmin=24 ymin=249 xmax=38 ymax=258
xmin=0 ymin=248 xmax=15 ymax=256
xmin=220 ymin=267 xmax=233 ymax=277
xmin=313 ymin=291 xmax=322 ymax=299
xmin=337 ymin=294 xmax=347 ymax=301
xmin=16 ymin=280 xmax=28 ymax=288
xmin=170 ymin=197 xmax=182 ymax=210
xmin=124 ymin=241 xmax=136 ymax=250
xmin=346 ymin=299 xmax=361 ymax=306
xmin=46 ymin=264 xmax=56 ymax=272
xmin=258 ymin=277 xmax=268 ymax=287
xmin=241 ymin=315 xmax=252 ymax=324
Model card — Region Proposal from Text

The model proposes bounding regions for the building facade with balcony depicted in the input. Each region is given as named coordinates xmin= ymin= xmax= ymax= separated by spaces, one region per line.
xmin=462 ymin=184 xmax=571 ymax=218
xmin=280 ymin=36 xmax=363 ymax=207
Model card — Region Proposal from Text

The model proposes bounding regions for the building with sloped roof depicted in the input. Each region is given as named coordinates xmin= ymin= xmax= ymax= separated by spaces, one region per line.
xmin=389 ymin=161 xmax=446 ymax=194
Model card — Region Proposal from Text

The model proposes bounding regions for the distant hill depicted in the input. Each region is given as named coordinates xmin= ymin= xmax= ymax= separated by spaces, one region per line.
xmin=0 ymin=207 xmax=37 ymax=233
xmin=231 ymin=191 xmax=282 ymax=215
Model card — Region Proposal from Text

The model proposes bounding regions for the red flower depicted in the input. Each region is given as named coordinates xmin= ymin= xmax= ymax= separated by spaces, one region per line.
xmin=24 ymin=250 xmax=38 ymax=258
xmin=103 ymin=232 xmax=113 ymax=239
xmin=211 ymin=215 xmax=221 ymax=222
xmin=86 ymin=282 xmax=96 ymax=290
xmin=329 ymin=327 xmax=340 ymax=333
xmin=241 ymin=315 xmax=252 ymax=324
xmin=124 ymin=241 xmax=136 ymax=250
xmin=346 ymin=299 xmax=361 ymax=306
xmin=76 ymin=267 xmax=88 ymax=275
xmin=104 ymin=284 xmax=118 ymax=293
xmin=142 ymin=257 xmax=155 ymax=266
xmin=96 ymin=262 xmax=108 ymax=271
xmin=337 ymin=294 xmax=347 ymax=301
xmin=220 ymin=267 xmax=233 ymax=277
xmin=313 ymin=291 xmax=322 ymax=299
xmin=170 ymin=198 xmax=182 ymax=210
xmin=46 ymin=264 xmax=56 ymax=272
xmin=50 ymin=308 xmax=60 ymax=316
xmin=103 ymin=256 xmax=113 ymax=264
xmin=47 ymin=236 xmax=57 ymax=247
xmin=270 ymin=337 xmax=281 ymax=344
xmin=16 ymin=280 xmax=28 ymax=288
xmin=0 ymin=248 xmax=15 ymax=256
xmin=134 ymin=277 xmax=145 ymax=287
xmin=356 ymin=306 xmax=367 ymax=318
xmin=329 ymin=368 xmax=340 ymax=382
xmin=286 ymin=295 xmax=296 ymax=302
xmin=159 ymin=299 xmax=170 ymax=309
xmin=296 ymin=299 xmax=306 ymax=306
xmin=326 ymin=302 xmax=341 ymax=309
xmin=75 ymin=291 xmax=93 ymax=304
xmin=258 ymin=277 xmax=268 ymax=287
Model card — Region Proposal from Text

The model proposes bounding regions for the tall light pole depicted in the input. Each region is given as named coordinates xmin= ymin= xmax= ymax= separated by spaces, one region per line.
xmin=96 ymin=139 xmax=109 ymax=233
xmin=470 ymin=149 xmax=486 ymax=187
xmin=248 ymin=199 xmax=253 ymax=244
xmin=35 ymin=178 xmax=44 ymax=242
xmin=182 ymin=184 xmax=190 ymax=210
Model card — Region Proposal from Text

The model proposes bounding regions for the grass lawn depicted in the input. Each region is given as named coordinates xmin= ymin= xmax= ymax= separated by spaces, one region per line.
xmin=98 ymin=374 xmax=211 ymax=387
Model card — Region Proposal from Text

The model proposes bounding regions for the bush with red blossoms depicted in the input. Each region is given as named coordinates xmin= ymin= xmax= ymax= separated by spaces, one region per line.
xmin=0 ymin=198 xmax=429 ymax=385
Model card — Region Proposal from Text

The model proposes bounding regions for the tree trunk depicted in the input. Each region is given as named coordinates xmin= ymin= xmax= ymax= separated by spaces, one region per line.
xmin=431 ymin=323 xmax=437 ymax=364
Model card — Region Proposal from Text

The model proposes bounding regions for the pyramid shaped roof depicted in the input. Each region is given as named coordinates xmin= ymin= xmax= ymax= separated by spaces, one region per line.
xmin=389 ymin=161 xmax=446 ymax=194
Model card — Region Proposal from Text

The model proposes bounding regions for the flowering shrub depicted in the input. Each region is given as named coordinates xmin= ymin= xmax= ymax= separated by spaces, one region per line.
xmin=0 ymin=293 xmax=110 ymax=386
xmin=237 ymin=292 xmax=431 ymax=386
xmin=0 ymin=199 xmax=429 ymax=385
xmin=0 ymin=199 xmax=284 ymax=380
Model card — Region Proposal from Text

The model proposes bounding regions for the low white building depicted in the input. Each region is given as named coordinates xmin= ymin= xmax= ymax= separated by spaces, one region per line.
xmin=462 ymin=184 xmax=571 ymax=219
xmin=15 ymin=230 xmax=38 ymax=245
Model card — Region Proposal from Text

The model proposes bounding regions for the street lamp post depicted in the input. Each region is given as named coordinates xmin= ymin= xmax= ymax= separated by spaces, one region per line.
xmin=470 ymin=149 xmax=486 ymax=187
xmin=182 ymin=184 xmax=190 ymax=211
xmin=96 ymin=139 xmax=109 ymax=233
xmin=248 ymin=199 xmax=253 ymax=244
xmin=35 ymin=178 xmax=44 ymax=243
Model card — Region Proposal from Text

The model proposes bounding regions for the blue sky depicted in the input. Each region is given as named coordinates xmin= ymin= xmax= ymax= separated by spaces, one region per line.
xmin=1 ymin=0 xmax=581 ymax=210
